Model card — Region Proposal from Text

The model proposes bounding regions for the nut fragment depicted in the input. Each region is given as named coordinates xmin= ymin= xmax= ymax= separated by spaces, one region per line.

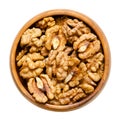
xmin=73 ymin=33 xmax=96 ymax=50
xmin=19 ymin=67 xmax=43 ymax=79
xmin=78 ymin=40 xmax=100 ymax=59
xmin=16 ymin=49 xmax=27 ymax=61
xmin=83 ymin=75 xmax=96 ymax=86
xmin=40 ymin=74 xmax=55 ymax=93
xmin=27 ymin=78 xmax=48 ymax=103
xmin=36 ymin=17 xmax=55 ymax=29
xmin=73 ymin=92 xmax=86 ymax=102
xmin=59 ymin=97 xmax=70 ymax=105
xmin=55 ymin=83 xmax=69 ymax=94
xmin=79 ymin=83 xmax=94 ymax=94
xmin=41 ymin=77 xmax=54 ymax=100
xmin=20 ymin=28 xmax=42 ymax=47
xmin=45 ymin=25 xmax=60 ymax=50
xmin=88 ymin=71 xmax=101 ymax=82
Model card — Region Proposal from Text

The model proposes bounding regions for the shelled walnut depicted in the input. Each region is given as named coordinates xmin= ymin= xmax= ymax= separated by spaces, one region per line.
xmin=16 ymin=16 xmax=104 ymax=105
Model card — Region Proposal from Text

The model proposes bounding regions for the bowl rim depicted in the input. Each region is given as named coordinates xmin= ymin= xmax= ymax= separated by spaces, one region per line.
xmin=10 ymin=9 xmax=111 ymax=111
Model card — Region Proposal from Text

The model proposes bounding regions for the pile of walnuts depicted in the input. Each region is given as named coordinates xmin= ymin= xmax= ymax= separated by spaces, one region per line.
xmin=16 ymin=16 xmax=104 ymax=105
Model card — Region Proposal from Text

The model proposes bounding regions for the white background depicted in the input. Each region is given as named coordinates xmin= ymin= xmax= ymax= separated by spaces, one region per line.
xmin=0 ymin=0 xmax=119 ymax=119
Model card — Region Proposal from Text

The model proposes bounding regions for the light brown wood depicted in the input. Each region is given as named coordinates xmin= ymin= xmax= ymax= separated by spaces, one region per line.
xmin=10 ymin=9 xmax=111 ymax=111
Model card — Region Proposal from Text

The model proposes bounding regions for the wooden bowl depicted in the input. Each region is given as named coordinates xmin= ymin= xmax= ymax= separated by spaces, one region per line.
xmin=10 ymin=9 xmax=110 ymax=111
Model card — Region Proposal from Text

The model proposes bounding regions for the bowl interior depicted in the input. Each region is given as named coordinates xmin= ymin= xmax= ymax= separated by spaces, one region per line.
xmin=10 ymin=9 xmax=110 ymax=111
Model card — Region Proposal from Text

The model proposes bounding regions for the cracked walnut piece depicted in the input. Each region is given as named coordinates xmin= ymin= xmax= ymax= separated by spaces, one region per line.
xmin=16 ymin=16 xmax=105 ymax=105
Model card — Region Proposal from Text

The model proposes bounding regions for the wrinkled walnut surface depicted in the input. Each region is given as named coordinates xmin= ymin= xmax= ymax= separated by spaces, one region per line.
xmin=16 ymin=16 xmax=104 ymax=105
